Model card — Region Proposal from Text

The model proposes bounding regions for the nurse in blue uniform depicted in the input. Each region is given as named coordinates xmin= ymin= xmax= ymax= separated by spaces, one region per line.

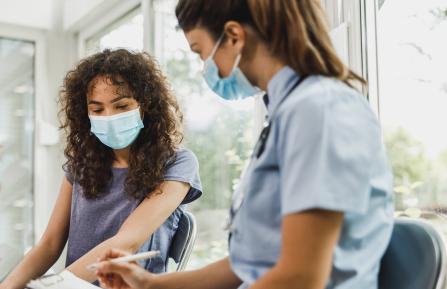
xmin=96 ymin=1 xmax=394 ymax=289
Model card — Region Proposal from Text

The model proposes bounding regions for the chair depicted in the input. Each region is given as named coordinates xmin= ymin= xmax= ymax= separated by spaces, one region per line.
xmin=168 ymin=211 xmax=197 ymax=271
xmin=379 ymin=218 xmax=447 ymax=289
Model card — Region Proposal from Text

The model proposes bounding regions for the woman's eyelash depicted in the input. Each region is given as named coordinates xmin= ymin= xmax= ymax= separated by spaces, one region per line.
xmin=90 ymin=105 xmax=129 ymax=113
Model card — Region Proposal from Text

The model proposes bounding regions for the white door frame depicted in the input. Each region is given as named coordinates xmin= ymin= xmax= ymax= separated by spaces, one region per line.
xmin=0 ymin=23 xmax=50 ymax=244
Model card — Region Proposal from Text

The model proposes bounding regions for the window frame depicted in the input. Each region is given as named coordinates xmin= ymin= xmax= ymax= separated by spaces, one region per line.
xmin=321 ymin=0 xmax=380 ymax=116
xmin=360 ymin=0 xmax=380 ymax=116
xmin=0 ymin=23 xmax=47 ymax=245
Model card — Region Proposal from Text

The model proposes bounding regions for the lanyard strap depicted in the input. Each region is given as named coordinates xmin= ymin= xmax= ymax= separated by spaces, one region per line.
xmin=253 ymin=75 xmax=309 ymax=158
xmin=268 ymin=75 xmax=309 ymax=124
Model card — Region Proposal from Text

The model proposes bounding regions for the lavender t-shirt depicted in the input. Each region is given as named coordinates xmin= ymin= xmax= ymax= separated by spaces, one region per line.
xmin=64 ymin=148 xmax=202 ymax=273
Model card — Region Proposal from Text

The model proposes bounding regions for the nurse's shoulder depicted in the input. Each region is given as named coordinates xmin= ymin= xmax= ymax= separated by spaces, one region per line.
xmin=277 ymin=75 xmax=381 ymax=143
xmin=274 ymin=75 xmax=386 ymax=216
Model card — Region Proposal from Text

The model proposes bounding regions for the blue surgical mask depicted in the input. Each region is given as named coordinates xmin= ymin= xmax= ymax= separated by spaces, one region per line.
xmin=89 ymin=107 xmax=144 ymax=149
xmin=202 ymin=34 xmax=260 ymax=100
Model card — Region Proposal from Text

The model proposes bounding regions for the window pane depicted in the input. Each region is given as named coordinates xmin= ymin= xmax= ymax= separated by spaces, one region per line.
xmin=85 ymin=7 xmax=143 ymax=54
xmin=153 ymin=0 xmax=255 ymax=269
xmin=0 ymin=37 xmax=35 ymax=279
xmin=378 ymin=1 xmax=447 ymax=220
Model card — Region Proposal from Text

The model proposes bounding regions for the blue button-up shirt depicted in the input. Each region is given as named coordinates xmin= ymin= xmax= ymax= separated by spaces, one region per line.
xmin=229 ymin=66 xmax=394 ymax=289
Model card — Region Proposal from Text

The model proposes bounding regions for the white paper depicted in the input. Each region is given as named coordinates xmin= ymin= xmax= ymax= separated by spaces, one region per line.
xmin=27 ymin=271 xmax=99 ymax=289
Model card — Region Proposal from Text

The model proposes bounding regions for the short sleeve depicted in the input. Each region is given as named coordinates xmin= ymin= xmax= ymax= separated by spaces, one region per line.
xmin=62 ymin=164 xmax=74 ymax=184
xmin=277 ymin=83 xmax=381 ymax=216
xmin=164 ymin=148 xmax=203 ymax=204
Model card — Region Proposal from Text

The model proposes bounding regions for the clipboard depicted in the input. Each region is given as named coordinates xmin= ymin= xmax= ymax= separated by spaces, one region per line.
xmin=26 ymin=271 xmax=99 ymax=289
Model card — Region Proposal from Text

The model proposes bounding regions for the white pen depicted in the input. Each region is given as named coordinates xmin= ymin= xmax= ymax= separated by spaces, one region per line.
xmin=86 ymin=250 xmax=160 ymax=271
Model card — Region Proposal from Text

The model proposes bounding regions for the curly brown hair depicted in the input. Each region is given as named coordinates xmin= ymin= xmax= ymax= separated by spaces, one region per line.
xmin=59 ymin=49 xmax=183 ymax=200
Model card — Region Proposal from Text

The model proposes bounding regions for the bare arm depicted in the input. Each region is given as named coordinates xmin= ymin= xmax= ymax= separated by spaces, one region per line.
xmin=66 ymin=180 xmax=191 ymax=282
xmin=0 ymin=177 xmax=72 ymax=289
xmin=97 ymin=251 xmax=242 ymax=289
xmin=248 ymin=209 xmax=343 ymax=289
xmin=152 ymin=257 xmax=241 ymax=289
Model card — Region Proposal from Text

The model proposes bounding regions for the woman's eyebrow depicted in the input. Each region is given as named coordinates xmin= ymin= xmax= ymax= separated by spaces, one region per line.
xmin=88 ymin=100 xmax=103 ymax=105
xmin=111 ymin=95 xmax=132 ymax=103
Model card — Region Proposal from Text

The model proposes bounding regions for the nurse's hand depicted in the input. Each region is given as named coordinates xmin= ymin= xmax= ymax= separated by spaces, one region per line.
xmin=96 ymin=249 xmax=156 ymax=289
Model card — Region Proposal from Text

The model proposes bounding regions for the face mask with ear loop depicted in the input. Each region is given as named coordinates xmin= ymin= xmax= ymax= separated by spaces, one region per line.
xmin=202 ymin=33 xmax=261 ymax=100
xmin=89 ymin=107 xmax=144 ymax=149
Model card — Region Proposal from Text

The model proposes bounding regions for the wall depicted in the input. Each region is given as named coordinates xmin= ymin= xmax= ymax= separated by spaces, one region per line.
xmin=63 ymin=0 xmax=125 ymax=31
xmin=63 ymin=0 xmax=106 ymax=30
xmin=0 ymin=0 xmax=78 ymax=271
xmin=0 ymin=0 xmax=54 ymax=29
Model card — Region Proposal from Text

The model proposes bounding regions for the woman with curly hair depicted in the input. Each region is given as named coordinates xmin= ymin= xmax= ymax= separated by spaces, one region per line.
xmin=0 ymin=49 xmax=202 ymax=289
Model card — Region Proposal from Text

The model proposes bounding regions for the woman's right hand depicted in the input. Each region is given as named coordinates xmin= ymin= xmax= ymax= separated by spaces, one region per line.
xmin=96 ymin=249 xmax=157 ymax=289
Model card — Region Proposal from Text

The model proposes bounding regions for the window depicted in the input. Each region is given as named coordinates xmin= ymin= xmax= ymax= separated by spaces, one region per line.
xmin=0 ymin=37 xmax=35 ymax=279
xmin=84 ymin=7 xmax=144 ymax=55
xmin=322 ymin=0 xmax=364 ymax=91
xmin=377 ymin=1 xmax=447 ymax=220
xmin=152 ymin=0 xmax=256 ymax=268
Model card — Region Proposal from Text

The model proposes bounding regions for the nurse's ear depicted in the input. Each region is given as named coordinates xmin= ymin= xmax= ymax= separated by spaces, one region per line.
xmin=223 ymin=21 xmax=247 ymax=54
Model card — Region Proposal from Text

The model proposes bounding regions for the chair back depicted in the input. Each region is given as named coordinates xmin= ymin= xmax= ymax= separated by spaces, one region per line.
xmin=379 ymin=218 xmax=447 ymax=289
xmin=168 ymin=211 xmax=197 ymax=271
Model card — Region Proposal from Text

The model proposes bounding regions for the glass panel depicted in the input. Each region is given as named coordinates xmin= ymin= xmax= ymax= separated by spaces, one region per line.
xmin=377 ymin=1 xmax=447 ymax=225
xmin=85 ymin=7 xmax=143 ymax=55
xmin=0 ymin=37 xmax=35 ymax=280
xmin=321 ymin=0 xmax=344 ymax=28
xmin=153 ymin=0 xmax=255 ymax=269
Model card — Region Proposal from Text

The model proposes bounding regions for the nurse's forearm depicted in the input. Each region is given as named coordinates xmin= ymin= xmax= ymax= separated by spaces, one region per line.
xmin=152 ymin=257 xmax=241 ymax=289
xmin=246 ymin=265 xmax=322 ymax=289
xmin=248 ymin=211 xmax=343 ymax=289
xmin=66 ymin=236 xmax=137 ymax=282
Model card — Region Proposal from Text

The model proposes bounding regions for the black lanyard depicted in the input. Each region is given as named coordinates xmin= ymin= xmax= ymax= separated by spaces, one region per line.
xmin=253 ymin=75 xmax=308 ymax=158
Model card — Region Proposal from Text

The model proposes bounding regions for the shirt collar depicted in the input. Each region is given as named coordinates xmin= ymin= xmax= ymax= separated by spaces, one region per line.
xmin=266 ymin=66 xmax=300 ymax=116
